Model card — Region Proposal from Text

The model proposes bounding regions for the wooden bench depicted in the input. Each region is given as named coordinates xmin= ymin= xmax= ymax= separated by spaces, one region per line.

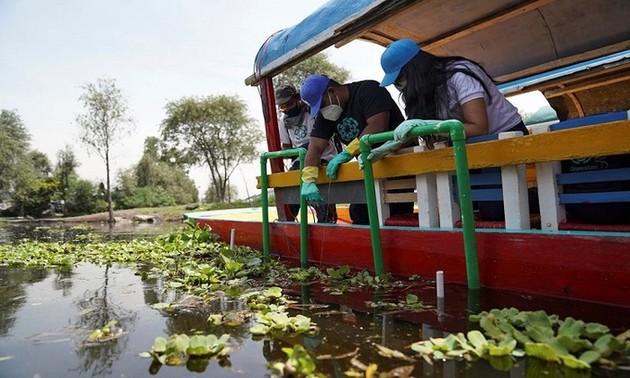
xmin=378 ymin=130 xmax=532 ymax=230
xmin=532 ymin=110 xmax=630 ymax=230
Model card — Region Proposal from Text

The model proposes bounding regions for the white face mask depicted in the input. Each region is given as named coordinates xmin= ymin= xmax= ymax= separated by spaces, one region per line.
xmin=320 ymin=92 xmax=343 ymax=121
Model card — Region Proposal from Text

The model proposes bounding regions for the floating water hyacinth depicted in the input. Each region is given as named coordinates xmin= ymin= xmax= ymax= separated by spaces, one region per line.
xmin=409 ymin=308 xmax=630 ymax=371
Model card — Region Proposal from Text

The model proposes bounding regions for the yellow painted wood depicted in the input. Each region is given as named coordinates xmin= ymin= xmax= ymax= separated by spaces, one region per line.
xmin=258 ymin=121 xmax=630 ymax=189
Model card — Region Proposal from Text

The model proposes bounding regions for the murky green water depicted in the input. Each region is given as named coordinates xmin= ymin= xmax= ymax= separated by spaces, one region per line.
xmin=0 ymin=223 xmax=628 ymax=377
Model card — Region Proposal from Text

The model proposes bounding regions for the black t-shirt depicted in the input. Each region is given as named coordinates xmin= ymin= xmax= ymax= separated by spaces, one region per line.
xmin=310 ymin=80 xmax=404 ymax=145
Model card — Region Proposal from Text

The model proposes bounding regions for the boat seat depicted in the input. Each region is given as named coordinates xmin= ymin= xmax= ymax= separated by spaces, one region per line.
xmin=532 ymin=110 xmax=630 ymax=230
xmin=379 ymin=130 xmax=532 ymax=230
xmin=437 ymin=130 xmax=532 ymax=230
xmin=374 ymin=146 xmax=428 ymax=227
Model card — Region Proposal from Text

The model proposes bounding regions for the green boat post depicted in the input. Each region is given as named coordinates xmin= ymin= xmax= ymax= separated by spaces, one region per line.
xmin=359 ymin=130 xmax=394 ymax=276
xmin=360 ymin=120 xmax=480 ymax=290
xmin=259 ymin=148 xmax=308 ymax=267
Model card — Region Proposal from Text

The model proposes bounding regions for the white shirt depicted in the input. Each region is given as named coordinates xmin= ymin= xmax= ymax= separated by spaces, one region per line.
xmin=279 ymin=105 xmax=337 ymax=162
xmin=444 ymin=61 xmax=522 ymax=134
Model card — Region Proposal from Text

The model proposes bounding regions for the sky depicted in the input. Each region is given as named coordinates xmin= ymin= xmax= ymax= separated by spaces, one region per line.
xmin=0 ymin=0 xmax=545 ymax=200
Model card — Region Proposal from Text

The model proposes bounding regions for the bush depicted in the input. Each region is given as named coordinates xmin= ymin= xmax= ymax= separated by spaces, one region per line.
xmin=117 ymin=187 xmax=176 ymax=209
xmin=65 ymin=179 xmax=107 ymax=216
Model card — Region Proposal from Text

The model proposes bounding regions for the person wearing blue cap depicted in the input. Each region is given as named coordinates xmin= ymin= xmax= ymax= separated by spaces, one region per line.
xmin=378 ymin=39 xmax=527 ymax=141
xmin=298 ymin=74 xmax=413 ymax=224
xmin=376 ymin=39 xmax=530 ymax=222
xmin=274 ymin=84 xmax=338 ymax=223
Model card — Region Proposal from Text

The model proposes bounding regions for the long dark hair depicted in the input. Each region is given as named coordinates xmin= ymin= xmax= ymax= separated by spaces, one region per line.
xmin=400 ymin=50 xmax=493 ymax=120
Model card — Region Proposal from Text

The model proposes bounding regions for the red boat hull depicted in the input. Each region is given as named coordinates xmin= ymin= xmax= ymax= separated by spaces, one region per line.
xmin=195 ymin=218 xmax=630 ymax=308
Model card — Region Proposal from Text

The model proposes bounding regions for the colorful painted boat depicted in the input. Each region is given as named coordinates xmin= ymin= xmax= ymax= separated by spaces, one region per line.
xmin=188 ymin=0 xmax=630 ymax=307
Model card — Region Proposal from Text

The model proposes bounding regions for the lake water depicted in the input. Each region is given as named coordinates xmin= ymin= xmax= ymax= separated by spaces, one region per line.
xmin=0 ymin=223 xmax=629 ymax=377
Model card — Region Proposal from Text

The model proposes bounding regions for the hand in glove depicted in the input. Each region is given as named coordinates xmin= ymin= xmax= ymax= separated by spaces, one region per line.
xmin=360 ymin=120 xmax=424 ymax=168
xmin=365 ymin=140 xmax=403 ymax=166
xmin=325 ymin=150 xmax=353 ymax=179
xmin=393 ymin=119 xmax=426 ymax=142
xmin=326 ymin=138 xmax=360 ymax=179
xmin=301 ymin=166 xmax=324 ymax=203
xmin=301 ymin=182 xmax=324 ymax=203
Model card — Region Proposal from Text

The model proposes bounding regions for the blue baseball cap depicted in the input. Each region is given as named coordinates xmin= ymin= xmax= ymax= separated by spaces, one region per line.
xmin=300 ymin=74 xmax=330 ymax=119
xmin=380 ymin=39 xmax=421 ymax=87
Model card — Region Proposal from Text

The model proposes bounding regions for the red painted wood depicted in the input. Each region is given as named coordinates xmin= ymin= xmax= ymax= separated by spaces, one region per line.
xmin=196 ymin=219 xmax=630 ymax=308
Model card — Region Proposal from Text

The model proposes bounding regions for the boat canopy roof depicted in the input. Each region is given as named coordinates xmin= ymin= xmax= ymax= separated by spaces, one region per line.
xmin=247 ymin=0 xmax=630 ymax=90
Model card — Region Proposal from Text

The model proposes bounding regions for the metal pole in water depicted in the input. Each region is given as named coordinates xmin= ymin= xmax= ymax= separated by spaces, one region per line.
xmin=436 ymin=270 xmax=445 ymax=322
xmin=436 ymin=270 xmax=445 ymax=298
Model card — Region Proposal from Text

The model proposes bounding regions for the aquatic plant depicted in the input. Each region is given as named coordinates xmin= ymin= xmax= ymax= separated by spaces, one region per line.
xmin=409 ymin=308 xmax=630 ymax=371
xmin=4 ymin=223 xmax=629 ymax=375
xmin=367 ymin=293 xmax=429 ymax=312
xmin=242 ymin=286 xmax=289 ymax=311
xmin=141 ymin=333 xmax=231 ymax=368
xmin=241 ymin=287 xmax=317 ymax=336
xmin=87 ymin=320 xmax=124 ymax=343
xmin=268 ymin=344 xmax=325 ymax=378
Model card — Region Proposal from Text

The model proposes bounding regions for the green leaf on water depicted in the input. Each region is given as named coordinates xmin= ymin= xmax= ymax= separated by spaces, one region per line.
xmin=560 ymin=353 xmax=591 ymax=370
xmin=579 ymin=350 xmax=600 ymax=364
xmin=593 ymin=334 xmax=622 ymax=357
xmin=558 ymin=317 xmax=584 ymax=338
xmin=152 ymin=337 xmax=167 ymax=353
xmin=487 ymin=339 xmax=517 ymax=356
xmin=405 ymin=294 xmax=418 ymax=304
xmin=583 ymin=322 xmax=610 ymax=340
xmin=467 ymin=330 xmax=488 ymax=356
xmin=524 ymin=342 xmax=561 ymax=362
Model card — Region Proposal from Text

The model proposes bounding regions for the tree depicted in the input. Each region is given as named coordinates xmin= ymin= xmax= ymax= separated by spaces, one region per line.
xmin=205 ymin=181 xmax=237 ymax=204
xmin=0 ymin=109 xmax=31 ymax=199
xmin=114 ymin=137 xmax=198 ymax=208
xmin=28 ymin=151 xmax=52 ymax=178
xmin=76 ymin=78 xmax=134 ymax=223
xmin=10 ymin=151 xmax=56 ymax=217
xmin=161 ymin=95 xmax=263 ymax=203
xmin=55 ymin=145 xmax=79 ymax=211
xmin=273 ymin=53 xmax=351 ymax=89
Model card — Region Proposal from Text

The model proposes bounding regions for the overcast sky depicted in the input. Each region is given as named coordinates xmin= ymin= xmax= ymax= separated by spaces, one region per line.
xmin=0 ymin=0 xmax=389 ymax=199
xmin=0 ymin=0 xmax=544 ymax=200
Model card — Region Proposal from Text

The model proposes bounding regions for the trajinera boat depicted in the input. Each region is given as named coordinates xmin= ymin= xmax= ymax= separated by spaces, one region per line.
xmin=188 ymin=0 xmax=630 ymax=308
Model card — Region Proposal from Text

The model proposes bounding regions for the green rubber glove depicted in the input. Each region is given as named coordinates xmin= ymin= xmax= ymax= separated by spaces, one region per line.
xmin=366 ymin=140 xmax=403 ymax=164
xmin=301 ymin=182 xmax=324 ymax=203
xmin=325 ymin=150 xmax=353 ymax=179
xmin=301 ymin=166 xmax=324 ymax=203
xmin=393 ymin=119 xmax=425 ymax=142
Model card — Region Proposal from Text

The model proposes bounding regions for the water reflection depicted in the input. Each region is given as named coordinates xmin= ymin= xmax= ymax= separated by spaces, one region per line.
xmin=0 ymin=267 xmax=49 ymax=337
xmin=0 ymin=223 xmax=628 ymax=377
xmin=71 ymin=265 xmax=138 ymax=376
xmin=0 ymin=263 xmax=628 ymax=377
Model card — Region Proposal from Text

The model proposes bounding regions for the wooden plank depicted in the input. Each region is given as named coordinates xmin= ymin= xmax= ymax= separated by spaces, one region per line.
xmin=560 ymin=191 xmax=630 ymax=204
xmin=494 ymin=41 xmax=630 ymax=83
xmin=384 ymin=192 xmax=417 ymax=203
xmin=544 ymin=71 xmax=630 ymax=98
xmin=423 ymin=0 xmax=555 ymax=51
xmin=557 ymin=168 xmax=630 ymax=185
xmin=382 ymin=178 xmax=416 ymax=190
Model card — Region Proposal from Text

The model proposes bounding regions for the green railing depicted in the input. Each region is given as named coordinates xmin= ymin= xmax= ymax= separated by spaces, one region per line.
xmin=259 ymin=148 xmax=309 ymax=268
xmin=359 ymin=119 xmax=480 ymax=290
